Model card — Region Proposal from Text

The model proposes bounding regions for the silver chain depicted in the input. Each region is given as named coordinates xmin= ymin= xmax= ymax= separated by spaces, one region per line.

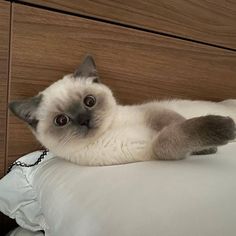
xmin=7 ymin=149 xmax=49 ymax=173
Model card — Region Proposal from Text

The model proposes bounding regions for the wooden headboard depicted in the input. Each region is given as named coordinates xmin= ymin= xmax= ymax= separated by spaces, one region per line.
xmin=1 ymin=1 xmax=236 ymax=178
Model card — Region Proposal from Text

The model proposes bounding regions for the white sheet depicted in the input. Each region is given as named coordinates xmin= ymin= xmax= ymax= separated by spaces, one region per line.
xmin=1 ymin=142 xmax=236 ymax=236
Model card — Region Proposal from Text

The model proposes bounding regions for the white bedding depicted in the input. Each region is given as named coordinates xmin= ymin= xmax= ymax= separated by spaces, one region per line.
xmin=1 ymin=142 xmax=236 ymax=236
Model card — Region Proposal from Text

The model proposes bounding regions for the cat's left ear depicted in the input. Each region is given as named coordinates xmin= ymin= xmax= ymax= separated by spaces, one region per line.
xmin=74 ymin=55 xmax=100 ymax=83
xmin=9 ymin=94 xmax=43 ymax=129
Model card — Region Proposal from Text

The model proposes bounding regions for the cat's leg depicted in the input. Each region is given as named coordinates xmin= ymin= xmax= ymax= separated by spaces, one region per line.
xmin=145 ymin=108 xmax=185 ymax=132
xmin=192 ymin=147 xmax=217 ymax=155
xmin=152 ymin=115 xmax=235 ymax=160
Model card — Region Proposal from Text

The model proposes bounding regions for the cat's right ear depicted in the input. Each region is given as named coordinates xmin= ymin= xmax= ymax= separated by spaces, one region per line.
xmin=74 ymin=55 xmax=100 ymax=83
xmin=9 ymin=94 xmax=43 ymax=129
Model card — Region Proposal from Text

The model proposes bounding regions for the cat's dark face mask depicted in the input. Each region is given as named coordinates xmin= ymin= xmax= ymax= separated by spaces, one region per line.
xmin=52 ymin=94 xmax=102 ymax=137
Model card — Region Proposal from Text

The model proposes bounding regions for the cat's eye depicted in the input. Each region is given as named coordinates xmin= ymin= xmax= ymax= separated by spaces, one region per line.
xmin=54 ymin=114 xmax=70 ymax=126
xmin=84 ymin=95 xmax=96 ymax=108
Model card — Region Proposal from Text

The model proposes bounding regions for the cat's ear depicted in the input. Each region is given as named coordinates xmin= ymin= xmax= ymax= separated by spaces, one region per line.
xmin=9 ymin=94 xmax=43 ymax=129
xmin=74 ymin=55 xmax=100 ymax=83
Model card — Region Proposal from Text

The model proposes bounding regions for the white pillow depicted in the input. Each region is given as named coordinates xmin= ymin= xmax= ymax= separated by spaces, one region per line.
xmin=1 ymin=143 xmax=236 ymax=236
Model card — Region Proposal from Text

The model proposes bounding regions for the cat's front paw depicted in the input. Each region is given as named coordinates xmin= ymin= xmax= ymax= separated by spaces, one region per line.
xmin=183 ymin=115 xmax=236 ymax=146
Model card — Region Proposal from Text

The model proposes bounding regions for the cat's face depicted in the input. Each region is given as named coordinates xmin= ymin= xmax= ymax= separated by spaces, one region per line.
xmin=9 ymin=55 xmax=117 ymax=154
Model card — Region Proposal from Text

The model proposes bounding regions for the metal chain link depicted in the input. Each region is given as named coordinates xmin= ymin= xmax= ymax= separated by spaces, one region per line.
xmin=7 ymin=149 xmax=49 ymax=173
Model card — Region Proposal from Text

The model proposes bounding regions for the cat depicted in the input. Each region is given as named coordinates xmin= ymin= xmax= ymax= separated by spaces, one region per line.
xmin=9 ymin=55 xmax=236 ymax=166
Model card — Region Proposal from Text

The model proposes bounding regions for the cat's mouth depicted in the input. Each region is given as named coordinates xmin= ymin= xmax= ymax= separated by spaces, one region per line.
xmin=79 ymin=118 xmax=98 ymax=134
xmin=75 ymin=113 xmax=98 ymax=136
xmin=80 ymin=119 xmax=90 ymax=128
xmin=76 ymin=112 xmax=92 ymax=129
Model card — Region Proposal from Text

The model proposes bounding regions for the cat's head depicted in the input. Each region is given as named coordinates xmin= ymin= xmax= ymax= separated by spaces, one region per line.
xmin=9 ymin=55 xmax=117 ymax=154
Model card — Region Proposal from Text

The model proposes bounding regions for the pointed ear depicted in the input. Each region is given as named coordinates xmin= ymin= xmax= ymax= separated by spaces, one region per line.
xmin=74 ymin=55 xmax=100 ymax=82
xmin=9 ymin=94 xmax=43 ymax=129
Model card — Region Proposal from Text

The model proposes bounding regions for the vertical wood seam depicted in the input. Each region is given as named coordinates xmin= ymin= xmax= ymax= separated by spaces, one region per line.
xmin=4 ymin=2 xmax=13 ymax=174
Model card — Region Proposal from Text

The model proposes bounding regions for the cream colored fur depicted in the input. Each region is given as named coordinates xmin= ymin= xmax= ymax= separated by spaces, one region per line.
xmin=33 ymin=74 xmax=236 ymax=166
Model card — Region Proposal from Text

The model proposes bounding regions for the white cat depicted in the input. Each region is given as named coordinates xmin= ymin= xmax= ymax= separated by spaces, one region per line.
xmin=9 ymin=55 xmax=236 ymax=166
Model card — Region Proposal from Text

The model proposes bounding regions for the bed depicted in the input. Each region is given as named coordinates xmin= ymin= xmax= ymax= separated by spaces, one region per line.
xmin=1 ymin=100 xmax=236 ymax=236
xmin=1 ymin=141 xmax=236 ymax=236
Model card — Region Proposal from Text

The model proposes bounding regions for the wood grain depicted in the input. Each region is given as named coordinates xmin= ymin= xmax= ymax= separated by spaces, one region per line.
xmin=0 ymin=2 xmax=17 ymax=233
xmin=7 ymin=4 xmax=236 ymax=166
xmin=19 ymin=0 xmax=236 ymax=49
xmin=0 ymin=2 xmax=10 ymax=178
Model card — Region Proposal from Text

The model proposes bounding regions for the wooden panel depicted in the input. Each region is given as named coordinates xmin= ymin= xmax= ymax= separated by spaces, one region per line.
xmin=19 ymin=0 xmax=236 ymax=49
xmin=0 ymin=2 xmax=17 ymax=234
xmin=0 ymin=2 xmax=10 ymax=178
xmin=8 ymin=4 xmax=236 ymax=166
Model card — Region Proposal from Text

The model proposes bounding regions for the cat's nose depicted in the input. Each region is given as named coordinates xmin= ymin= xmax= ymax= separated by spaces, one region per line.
xmin=77 ymin=113 xmax=90 ymax=127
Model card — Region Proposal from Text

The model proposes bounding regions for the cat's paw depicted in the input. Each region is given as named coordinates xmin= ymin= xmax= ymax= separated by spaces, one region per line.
xmin=192 ymin=147 xmax=218 ymax=155
xmin=183 ymin=115 xmax=236 ymax=146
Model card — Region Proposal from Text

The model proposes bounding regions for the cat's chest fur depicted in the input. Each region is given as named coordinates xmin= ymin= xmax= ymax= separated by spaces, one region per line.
xmin=70 ymin=106 xmax=156 ymax=165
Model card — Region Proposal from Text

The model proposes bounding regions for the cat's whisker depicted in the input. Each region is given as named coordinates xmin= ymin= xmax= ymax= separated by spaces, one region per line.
xmin=59 ymin=131 xmax=78 ymax=148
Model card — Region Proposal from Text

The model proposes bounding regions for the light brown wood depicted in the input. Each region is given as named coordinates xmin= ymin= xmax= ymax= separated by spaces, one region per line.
xmin=19 ymin=0 xmax=236 ymax=49
xmin=0 ymin=2 xmax=10 ymax=178
xmin=7 ymin=4 xmax=236 ymax=167
xmin=0 ymin=3 xmax=16 ymax=232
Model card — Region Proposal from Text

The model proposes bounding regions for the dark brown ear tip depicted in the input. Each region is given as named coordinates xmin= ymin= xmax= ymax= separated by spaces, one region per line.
xmin=84 ymin=54 xmax=93 ymax=59
xmin=9 ymin=101 xmax=17 ymax=111
xmin=8 ymin=101 xmax=21 ymax=117
xmin=84 ymin=53 xmax=94 ymax=59
xmin=84 ymin=54 xmax=96 ymax=66
xmin=74 ymin=54 xmax=99 ymax=80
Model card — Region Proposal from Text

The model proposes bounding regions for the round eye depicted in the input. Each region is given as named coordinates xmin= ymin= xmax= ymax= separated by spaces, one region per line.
xmin=54 ymin=114 xmax=70 ymax=126
xmin=84 ymin=95 xmax=96 ymax=108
